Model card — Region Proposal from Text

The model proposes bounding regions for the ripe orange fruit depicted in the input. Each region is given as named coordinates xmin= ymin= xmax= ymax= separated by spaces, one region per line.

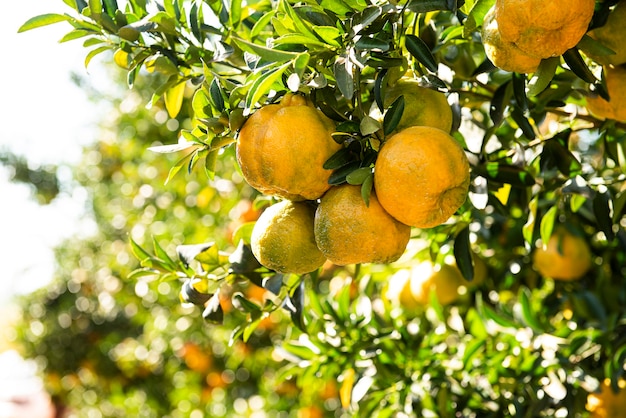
xmin=251 ymin=200 xmax=326 ymax=274
xmin=494 ymin=0 xmax=595 ymax=59
xmin=384 ymin=79 xmax=453 ymax=133
xmin=586 ymin=379 xmax=626 ymax=418
xmin=374 ymin=126 xmax=470 ymax=228
xmin=314 ymin=184 xmax=411 ymax=266
xmin=236 ymin=93 xmax=341 ymax=201
xmin=532 ymin=226 xmax=593 ymax=281
xmin=482 ymin=7 xmax=541 ymax=73
xmin=587 ymin=1 xmax=626 ymax=66
xmin=586 ymin=65 xmax=626 ymax=122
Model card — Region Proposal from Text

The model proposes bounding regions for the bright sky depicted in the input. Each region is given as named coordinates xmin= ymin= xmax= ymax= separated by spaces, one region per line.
xmin=0 ymin=1 xmax=107 ymax=303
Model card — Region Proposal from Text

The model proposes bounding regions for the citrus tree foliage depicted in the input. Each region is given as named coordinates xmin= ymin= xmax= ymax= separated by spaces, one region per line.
xmin=17 ymin=0 xmax=626 ymax=416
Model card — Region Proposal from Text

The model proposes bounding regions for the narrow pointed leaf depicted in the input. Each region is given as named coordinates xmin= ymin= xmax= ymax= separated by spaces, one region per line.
xmin=383 ymin=95 xmax=405 ymax=135
xmin=405 ymin=34 xmax=438 ymax=72
xmin=18 ymin=14 xmax=71 ymax=32
xmin=454 ymin=225 xmax=474 ymax=281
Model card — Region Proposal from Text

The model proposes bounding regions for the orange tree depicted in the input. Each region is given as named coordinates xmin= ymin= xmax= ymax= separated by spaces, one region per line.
xmin=18 ymin=0 xmax=626 ymax=416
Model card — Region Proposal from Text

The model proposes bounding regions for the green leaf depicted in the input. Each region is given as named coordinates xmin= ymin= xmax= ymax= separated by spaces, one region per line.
xmin=475 ymin=162 xmax=536 ymax=186
xmin=209 ymin=79 xmax=225 ymax=112
xmin=232 ymin=37 xmax=300 ymax=63
xmin=334 ymin=57 xmax=354 ymax=100
xmin=164 ymin=80 xmax=186 ymax=118
xmin=462 ymin=338 xmax=485 ymax=366
xmin=613 ymin=190 xmax=626 ymax=224
xmin=152 ymin=237 xmax=176 ymax=268
xmin=251 ymin=10 xmax=275 ymax=38
xmin=346 ymin=167 xmax=372 ymax=185
xmin=355 ymin=37 xmax=389 ymax=52
xmin=18 ymin=13 xmax=71 ymax=32
xmin=577 ymin=34 xmax=617 ymax=58
xmin=518 ymin=287 xmax=543 ymax=331
xmin=273 ymin=33 xmax=330 ymax=48
xmin=383 ymin=95 xmax=404 ymax=136
xmin=489 ymin=81 xmax=510 ymax=125
xmin=523 ymin=196 xmax=538 ymax=245
xmin=59 ymin=29 xmax=95 ymax=42
xmin=229 ymin=240 xmax=262 ymax=274
xmin=148 ymin=141 xmax=197 ymax=153
xmin=463 ymin=0 xmax=494 ymax=38
xmin=510 ymin=107 xmax=535 ymax=140
xmin=405 ymin=34 xmax=438 ymax=73
xmin=279 ymin=0 xmax=317 ymax=40
xmin=129 ymin=236 xmax=152 ymax=262
xmin=527 ymin=57 xmax=559 ymax=96
xmin=202 ymin=294 xmax=224 ymax=324
xmin=229 ymin=0 xmax=242 ymax=28
xmin=563 ymin=48 xmax=596 ymax=83
xmin=176 ymin=243 xmax=214 ymax=267
xmin=165 ymin=151 xmax=194 ymax=185
xmin=539 ymin=206 xmax=557 ymax=250
xmin=593 ymin=191 xmax=615 ymax=241
xmin=405 ymin=0 xmax=450 ymax=12
xmin=328 ymin=161 xmax=361 ymax=185
xmin=282 ymin=341 xmax=317 ymax=361
xmin=512 ymin=73 xmax=528 ymax=111
xmin=312 ymin=26 xmax=342 ymax=47
xmin=245 ymin=61 xmax=291 ymax=111
xmin=84 ymin=46 xmax=112 ymax=68
xmin=231 ymin=222 xmax=255 ymax=247
xmin=361 ymin=174 xmax=373 ymax=207
xmin=454 ymin=226 xmax=474 ymax=282
xmin=324 ymin=148 xmax=354 ymax=170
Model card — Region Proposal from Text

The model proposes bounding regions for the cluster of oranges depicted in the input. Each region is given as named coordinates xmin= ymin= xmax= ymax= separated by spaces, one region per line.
xmin=236 ymin=83 xmax=469 ymax=276
xmin=482 ymin=0 xmax=595 ymax=73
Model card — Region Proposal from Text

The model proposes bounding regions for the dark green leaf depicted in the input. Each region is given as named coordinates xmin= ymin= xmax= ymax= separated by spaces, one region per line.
xmin=563 ymin=48 xmax=597 ymax=83
xmin=406 ymin=0 xmax=450 ymax=13
xmin=262 ymin=274 xmax=284 ymax=296
xmin=334 ymin=57 xmax=354 ymax=100
xmin=181 ymin=279 xmax=212 ymax=305
xmin=209 ymin=78 xmax=225 ymax=112
xmin=512 ymin=73 xmax=528 ymax=111
xmin=232 ymin=292 xmax=262 ymax=313
xmin=454 ymin=226 xmax=474 ymax=281
xmin=324 ymin=147 xmax=354 ymax=170
xmin=355 ymin=37 xmax=389 ymax=52
xmin=177 ymin=243 xmax=214 ymax=267
xmin=593 ymin=191 xmax=615 ymax=241
xmin=577 ymin=34 xmax=617 ymax=58
xmin=229 ymin=240 xmax=263 ymax=273
xmin=329 ymin=161 xmax=362 ymax=185
xmin=351 ymin=6 xmax=382 ymax=33
xmin=203 ymin=293 xmax=224 ymax=324
xmin=383 ymin=95 xmax=405 ymax=136
xmin=287 ymin=281 xmax=305 ymax=330
xmin=510 ymin=107 xmax=536 ymax=140
xmin=527 ymin=57 xmax=559 ymax=96
xmin=475 ymin=162 xmax=536 ymax=186
xmin=490 ymin=81 xmax=510 ymax=125
xmin=405 ymin=34 xmax=438 ymax=73
xmin=542 ymin=137 xmax=583 ymax=177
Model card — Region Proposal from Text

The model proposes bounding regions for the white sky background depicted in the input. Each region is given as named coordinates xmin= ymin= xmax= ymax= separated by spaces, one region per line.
xmin=0 ymin=1 xmax=110 ymax=303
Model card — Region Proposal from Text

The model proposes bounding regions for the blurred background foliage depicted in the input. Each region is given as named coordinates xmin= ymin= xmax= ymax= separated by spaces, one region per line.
xmin=7 ymin=0 xmax=626 ymax=417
